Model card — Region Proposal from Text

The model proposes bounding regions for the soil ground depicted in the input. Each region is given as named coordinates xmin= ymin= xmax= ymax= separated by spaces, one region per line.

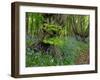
xmin=75 ymin=51 xmax=89 ymax=64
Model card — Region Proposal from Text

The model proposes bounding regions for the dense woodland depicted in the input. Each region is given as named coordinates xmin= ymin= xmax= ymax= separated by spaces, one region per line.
xmin=26 ymin=12 xmax=89 ymax=67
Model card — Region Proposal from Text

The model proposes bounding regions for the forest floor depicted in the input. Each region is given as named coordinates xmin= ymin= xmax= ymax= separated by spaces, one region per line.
xmin=26 ymin=37 xmax=89 ymax=67
xmin=75 ymin=51 xmax=89 ymax=64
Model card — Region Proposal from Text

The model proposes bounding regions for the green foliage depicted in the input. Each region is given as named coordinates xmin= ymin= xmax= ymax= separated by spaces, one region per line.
xmin=65 ymin=15 xmax=89 ymax=37
xmin=26 ymin=12 xmax=44 ymax=36
xmin=26 ymin=37 xmax=89 ymax=67
xmin=72 ymin=15 xmax=89 ymax=34
xmin=43 ymin=37 xmax=63 ymax=46
xmin=42 ymin=23 xmax=64 ymax=46
xmin=26 ymin=12 xmax=89 ymax=67
xmin=59 ymin=37 xmax=89 ymax=64
xmin=26 ymin=52 xmax=56 ymax=66
xmin=43 ymin=23 xmax=62 ymax=32
xmin=26 ymin=37 xmax=33 ymax=47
